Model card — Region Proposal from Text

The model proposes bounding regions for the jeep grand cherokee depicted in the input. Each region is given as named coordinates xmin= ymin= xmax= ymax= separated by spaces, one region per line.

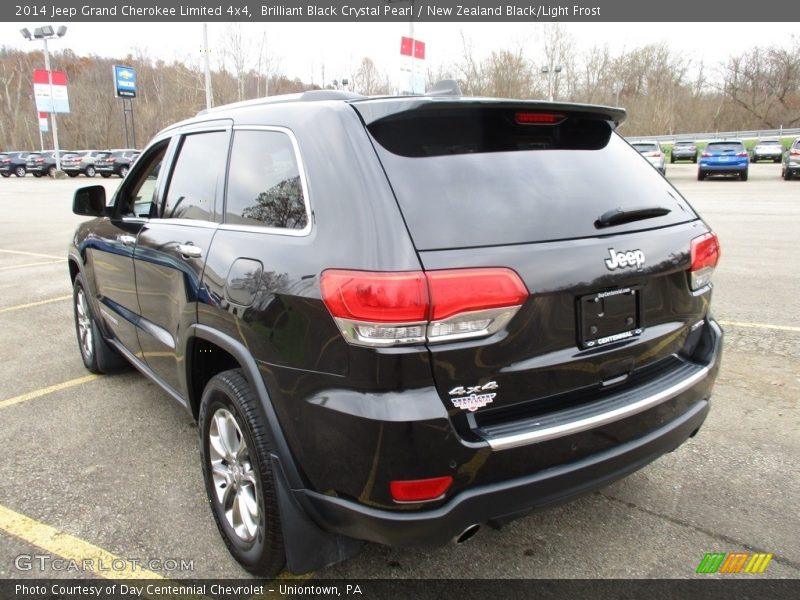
xmin=68 ymin=86 xmax=722 ymax=576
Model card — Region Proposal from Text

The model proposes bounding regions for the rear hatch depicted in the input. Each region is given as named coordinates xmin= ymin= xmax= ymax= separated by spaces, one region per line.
xmin=353 ymin=99 xmax=714 ymax=438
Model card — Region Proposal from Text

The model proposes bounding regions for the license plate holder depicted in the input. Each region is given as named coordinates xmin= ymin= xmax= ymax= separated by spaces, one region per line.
xmin=579 ymin=287 xmax=642 ymax=349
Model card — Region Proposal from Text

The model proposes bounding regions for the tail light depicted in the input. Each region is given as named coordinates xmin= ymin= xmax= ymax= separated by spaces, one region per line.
xmin=390 ymin=476 xmax=453 ymax=502
xmin=790 ymin=149 xmax=800 ymax=157
xmin=320 ymin=268 xmax=528 ymax=347
xmin=736 ymin=151 xmax=748 ymax=157
xmin=646 ymin=151 xmax=662 ymax=158
xmin=108 ymin=158 xmax=116 ymax=163
xmin=1 ymin=159 xmax=9 ymax=164
xmin=689 ymin=232 xmax=720 ymax=291
xmin=515 ymin=112 xmax=565 ymax=125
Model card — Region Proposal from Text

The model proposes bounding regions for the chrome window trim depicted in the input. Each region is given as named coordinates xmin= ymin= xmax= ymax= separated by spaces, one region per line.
xmin=219 ymin=125 xmax=313 ymax=238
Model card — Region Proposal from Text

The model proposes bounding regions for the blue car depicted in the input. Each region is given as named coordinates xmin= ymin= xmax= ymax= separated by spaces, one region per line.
xmin=698 ymin=140 xmax=749 ymax=181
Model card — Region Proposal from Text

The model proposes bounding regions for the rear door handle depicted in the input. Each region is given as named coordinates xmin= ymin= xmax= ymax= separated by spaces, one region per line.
xmin=119 ymin=235 xmax=136 ymax=246
xmin=177 ymin=243 xmax=203 ymax=259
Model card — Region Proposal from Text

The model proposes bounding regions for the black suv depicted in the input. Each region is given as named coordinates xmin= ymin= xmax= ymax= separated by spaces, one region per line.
xmin=69 ymin=88 xmax=723 ymax=577
xmin=0 ymin=151 xmax=31 ymax=177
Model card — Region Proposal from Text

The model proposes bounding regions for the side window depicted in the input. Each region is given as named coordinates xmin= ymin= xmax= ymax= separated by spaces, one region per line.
xmin=116 ymin=143 xmax=168 ymax=217
xmin=163 ymin=130 xmax=229 ymax=221
xmin=225 ymin=130 xmax=308 ymax=230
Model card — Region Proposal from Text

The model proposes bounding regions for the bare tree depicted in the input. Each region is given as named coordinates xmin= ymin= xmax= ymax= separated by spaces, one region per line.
xmin=352 ymin=57 xmax=391 ymax=95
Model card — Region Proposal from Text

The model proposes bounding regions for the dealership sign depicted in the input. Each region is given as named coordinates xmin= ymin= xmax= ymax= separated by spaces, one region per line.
xmin=114 ymin=65 xmax=137 ymax=98
xmin=33 ymin=69 xmax=70 ymax=113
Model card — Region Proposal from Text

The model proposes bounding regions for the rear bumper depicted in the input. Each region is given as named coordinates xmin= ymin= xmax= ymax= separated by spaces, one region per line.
xmin=699 ymin=161 xmax=747 ymax=172
xmin=295 ymin=319 xmax=722 ymax=547
xmin=298 ymin=398 xmax=709 ymax=546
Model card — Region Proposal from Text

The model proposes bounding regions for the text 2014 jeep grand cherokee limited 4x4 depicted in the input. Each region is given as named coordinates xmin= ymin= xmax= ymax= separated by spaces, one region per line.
xmin=68 ymin=87 xmax=722 ymax=577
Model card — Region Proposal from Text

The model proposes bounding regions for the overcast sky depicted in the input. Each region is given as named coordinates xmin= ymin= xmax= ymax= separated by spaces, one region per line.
xmin=2 ymin=22 xmax=797 ymax=88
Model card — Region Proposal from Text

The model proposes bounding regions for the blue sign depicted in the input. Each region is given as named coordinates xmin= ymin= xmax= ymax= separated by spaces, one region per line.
xmin=114 ymin=65 xmax=137 ymax=98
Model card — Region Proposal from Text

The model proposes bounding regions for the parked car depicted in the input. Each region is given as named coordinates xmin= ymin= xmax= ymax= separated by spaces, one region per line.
xmin=670 ymin=140 xmax=697 ymax=163
xmin=631 ymin=140 xmax=666 ymax=174
xmin=95 ymin=149 xmax=140 ymax=178
xmin=698 ymin=140 xmax=749 ymax=181
xmin=61 ymin=150 xmax=102 ymax=177
xmin=0 ymin=151 xmax=31 ymax=177
xmin=782 ymin=137 xmax=800 ymax=180
xmin=69 ymin=89 xmax=722 ymax=577
xmin=751 ymin=138 xmax=783 ymax=163
xmin=25 ymin=150 xmax=72 ymax=178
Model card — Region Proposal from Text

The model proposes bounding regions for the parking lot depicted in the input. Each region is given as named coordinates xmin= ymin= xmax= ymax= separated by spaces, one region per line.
xmin=0 ymin=162 xmax=798 ymax=580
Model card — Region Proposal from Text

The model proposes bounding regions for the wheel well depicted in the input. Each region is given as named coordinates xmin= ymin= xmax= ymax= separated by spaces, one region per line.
xmin=188 ymin=338 xmax=240 ymax=420
xmin=68 ymin=259 xmax=79 ymax=283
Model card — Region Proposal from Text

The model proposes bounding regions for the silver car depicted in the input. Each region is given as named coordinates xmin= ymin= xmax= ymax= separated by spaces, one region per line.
xmin=752 ymin=138 xmax=783 ymax=163
xmin=632 ymin=141 xmax=666 ymax=175
xmin=782 ymin=137 xmax=800 ymax=180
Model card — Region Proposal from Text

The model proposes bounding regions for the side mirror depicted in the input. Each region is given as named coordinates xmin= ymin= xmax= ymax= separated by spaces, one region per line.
xmin=73 ymin=185 xmax=106 ymax=217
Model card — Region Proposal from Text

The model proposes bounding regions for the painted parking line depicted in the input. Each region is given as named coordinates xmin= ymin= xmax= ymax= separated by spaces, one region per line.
xmin=0 ymin=374 xmax=99 ymax=410
xmin=719 ymin=320 xmax=800 ymax=333
xmin=0 ymin=259 xmax=66 ymax=271
xmin=0 ymin=294 xmax=72 ymax=314
xmin=0 ymin=248 xmax=64 ymax=260
xmin=0 ymin=503 xmax=163 ymax=579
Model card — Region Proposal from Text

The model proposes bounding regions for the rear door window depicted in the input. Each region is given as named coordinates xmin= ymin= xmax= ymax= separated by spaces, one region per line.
xmin=366 ymin=106 xmax=697 ymax=250
xmin=163 ymin=130 xmax=229 ymax=221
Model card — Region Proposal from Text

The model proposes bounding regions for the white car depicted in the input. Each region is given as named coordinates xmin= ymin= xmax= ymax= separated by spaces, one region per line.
xmin=752 ymin=138 xmax=783 ymax=163
xmin=632 ymin=141 xmax=666 ymax=175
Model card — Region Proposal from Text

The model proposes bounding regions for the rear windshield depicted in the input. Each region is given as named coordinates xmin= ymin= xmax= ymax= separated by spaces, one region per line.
xmin=632 ymin=143 xmax=660 ymax=152
xmin=367 ymin=107 xmax=697 ymax=250
xmin=706 ymin=142 xmax=744 ymax=152
xmin=674 ymin=141 xmax=694 ymax=147
xmin=759 ymin=139 xmax=779 ymax=144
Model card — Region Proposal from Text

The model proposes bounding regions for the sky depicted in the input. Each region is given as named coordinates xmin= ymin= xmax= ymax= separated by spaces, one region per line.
xmin=2 ymin=21 xmax=797 ymax=90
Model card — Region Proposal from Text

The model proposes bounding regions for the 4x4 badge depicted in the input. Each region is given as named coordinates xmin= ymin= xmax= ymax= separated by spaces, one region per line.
xmin=448 ymin=381 xmax=498 ymax=412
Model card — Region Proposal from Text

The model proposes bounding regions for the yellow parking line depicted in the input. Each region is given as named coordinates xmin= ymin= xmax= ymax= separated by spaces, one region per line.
xmin=0 ymin=260 xmax=66 ymax=271
xmin=0 ymin=294 xmax=72 ymax=314
xmin=0 ymin=374 xmax=99 ymax=410
xmin=0 ymin=503 xmax=163 ymax=579
xmin=0 ymin=248 xmax=64 ymax=260
xmin=719 ymin=320 xmax=800 ymax=333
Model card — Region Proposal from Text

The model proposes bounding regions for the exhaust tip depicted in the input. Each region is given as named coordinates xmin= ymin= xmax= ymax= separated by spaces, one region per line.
xmin=455 ymin=524 xmax=481 ymax=544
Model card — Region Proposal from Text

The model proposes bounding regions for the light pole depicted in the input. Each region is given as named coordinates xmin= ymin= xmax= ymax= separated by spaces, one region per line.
xmin=21 ymin=25 xmax=67 ymax=174
xmin=541 ymin=64 xmax=562 ymax=102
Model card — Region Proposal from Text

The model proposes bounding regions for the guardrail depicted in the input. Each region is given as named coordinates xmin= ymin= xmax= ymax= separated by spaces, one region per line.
xmin=627 ymin=128 xmax=800 ymax=144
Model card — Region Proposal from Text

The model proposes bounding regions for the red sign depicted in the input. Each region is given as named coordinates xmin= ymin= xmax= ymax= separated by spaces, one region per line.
xmin=33 ymin=69 xmax=68 ymax=86
xmin=400 ymin=37 xmax=426 ymax=60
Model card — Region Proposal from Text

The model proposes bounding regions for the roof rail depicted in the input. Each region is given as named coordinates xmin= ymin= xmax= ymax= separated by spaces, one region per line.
xmin=300 ymin=90 xmax=365 ymax=102
xmin=426 ymin=80 xmax=462 ymax=97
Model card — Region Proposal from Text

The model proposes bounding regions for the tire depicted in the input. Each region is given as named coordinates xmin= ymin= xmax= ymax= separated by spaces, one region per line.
xmin=48 ymin=165 xmax=56 ymax=178
xmin=73 ymin=273 xmax=127 ymax=374
xmin=670 ymin=155 xmax=675 ymax=164
xmin=14 ymin=166 xmax=26 ymax=177
xmin=85 ymin=165 xmax=96 ymax=178
xmin=100 ymin=173 xmax=111 ymax=178
xmin=118 ymin=166 xmax=129 ymax=178
xmin=199 ymin=369 xmax=286 ymax=578
xmin=784 ymin=168 xmax=793 ymax=181
xmin=67 ymin=172 xmax=78 ymax=177
xmin=0 ymin=173 xmax=9 ymax=178
xmin=33 ymin=173 xmax=42 ymax=178
xmin=692 ymin=155 xmax=697 ymax=164
xmin=774 ymin=157 xmax=781 ymax=164
xmin=697 ymin=170 xmax=705 ymax=181
xmin=740 ymin=170 xmax=748 ymax=181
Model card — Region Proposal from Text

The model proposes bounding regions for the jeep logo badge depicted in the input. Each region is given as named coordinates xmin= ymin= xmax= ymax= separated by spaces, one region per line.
xmin=605 ymin=248 xmax=646 ymax=271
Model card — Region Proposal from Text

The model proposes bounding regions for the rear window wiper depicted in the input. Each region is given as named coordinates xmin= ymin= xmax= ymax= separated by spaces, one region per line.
xmin=595 ymin=206 xmax=671 ymax=229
